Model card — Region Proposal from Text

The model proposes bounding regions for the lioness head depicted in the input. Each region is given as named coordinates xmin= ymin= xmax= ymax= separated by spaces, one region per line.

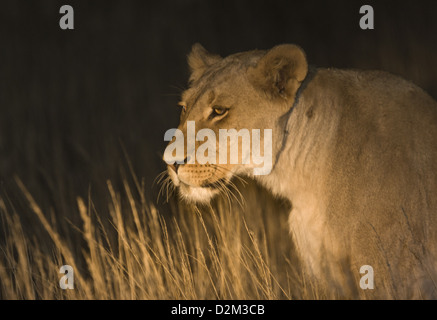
xmin=164 ymin=43 xmax=308 ymax=203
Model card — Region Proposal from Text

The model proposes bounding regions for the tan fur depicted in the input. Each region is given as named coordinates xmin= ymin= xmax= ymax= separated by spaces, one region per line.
xmin=165 ymin=43 xmax=437 ymax=298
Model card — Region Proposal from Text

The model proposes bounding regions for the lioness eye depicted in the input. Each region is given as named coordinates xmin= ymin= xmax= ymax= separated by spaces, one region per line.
xmin=210 ymin=106 xmax=228 ymax=119
xmin=178 ymin=103 xmax=187 ymax=113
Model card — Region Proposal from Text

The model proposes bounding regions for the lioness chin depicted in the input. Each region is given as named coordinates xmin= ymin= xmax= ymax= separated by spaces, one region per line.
xmin=164 ymin=43 xmax=437 ymax=299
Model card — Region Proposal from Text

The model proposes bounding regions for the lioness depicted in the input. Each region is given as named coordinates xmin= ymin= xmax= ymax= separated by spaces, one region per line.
xmin=164 ymin=43 xmax=437 ymax=299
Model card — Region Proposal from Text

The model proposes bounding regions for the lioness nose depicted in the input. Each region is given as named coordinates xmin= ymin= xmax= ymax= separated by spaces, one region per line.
xmin=168 ymin=163 xmax=179 ymax=173
xmin=168 ymin=156 xmax=188 ymax=173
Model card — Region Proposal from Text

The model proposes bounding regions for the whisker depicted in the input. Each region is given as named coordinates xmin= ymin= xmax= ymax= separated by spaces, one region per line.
xmin=223 ymin=180 xmax=244 ymax=209
xmin=215 ymin=179 xmax=229 ymax=200
xmin=210 ymin=171 xmax=244 ymax=209
xmin=153 ymin=170 xmax=168 ymax=186
xmin=166 ymin=178 xmax=170 ymax=203
xmin=225 ymin=179 xmax=245 ymax=208
xmin=157 ymin=175 xmax=174 ymax=204
xmin=156 ymin=176 xmax=168 ymax=203
xmin=215 ymin=179 xmax=232 ymax=209
xmin=209 ymin=164 xmax=248 ymax=186
xmin=165 ymin=176 xmax=177 ymax=203
xmin=210 ymin=167 xmax=248 ymax=206
xmin=169 ymin=84 xmax=187 ymax=93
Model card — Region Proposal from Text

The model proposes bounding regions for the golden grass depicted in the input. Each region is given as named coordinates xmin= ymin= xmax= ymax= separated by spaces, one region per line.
xmin=0 ymin=175 xmax=322 ymax=300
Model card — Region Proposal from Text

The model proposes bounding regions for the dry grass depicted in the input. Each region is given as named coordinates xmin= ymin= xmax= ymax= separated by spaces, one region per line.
xmin=0 ymin=173 xmax=325 ymax=300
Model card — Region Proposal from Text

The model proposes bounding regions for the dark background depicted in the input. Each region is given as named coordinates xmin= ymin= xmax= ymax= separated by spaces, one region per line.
xmin=0 ymin=0 xmax=436 ymax=224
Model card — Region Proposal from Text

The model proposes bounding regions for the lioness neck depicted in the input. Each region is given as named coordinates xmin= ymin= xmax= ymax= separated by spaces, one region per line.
xmin=257 ymin=69 xmax=340 ymax=206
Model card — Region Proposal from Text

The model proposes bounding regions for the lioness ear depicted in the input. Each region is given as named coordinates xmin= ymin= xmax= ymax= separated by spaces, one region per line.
xmin=248 ymin=44 xmax=308 ymax=102
xmin=187 ymin=43 xmax=222 ymax=83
